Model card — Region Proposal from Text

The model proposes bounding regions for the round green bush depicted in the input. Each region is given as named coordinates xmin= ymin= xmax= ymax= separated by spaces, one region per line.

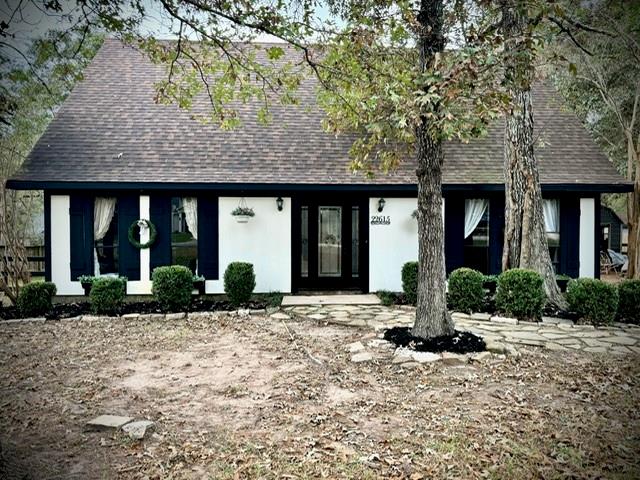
xmin=401 ymin=261 xmax=418 ymax=305
xmin=152 ymin=265 xmax=194 ymax=312
xmin=16 ymin=281 xmax=57 ymax=317
xmin=90 ymin=277 xmax=126 ymax=315
xmin=617 ymin=279 xmax=640 ymax=324
xmin=495 ymin=269 xmax=546 ymax=320
xmin=567 ymin=278 xmax=619 ymax=326
xmin=448 ymin=268 xmax=485 ymax=314
xmin=224 ymin=262 xmax=256 ymax=307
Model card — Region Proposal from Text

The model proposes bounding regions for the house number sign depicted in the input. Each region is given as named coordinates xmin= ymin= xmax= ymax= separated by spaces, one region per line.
xmin=370 ymin=215 xmax=391 ymax=225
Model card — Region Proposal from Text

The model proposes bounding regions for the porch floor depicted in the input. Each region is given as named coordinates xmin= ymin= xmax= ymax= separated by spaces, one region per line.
xmin=281 ymin=294 xmax=381 ymax=306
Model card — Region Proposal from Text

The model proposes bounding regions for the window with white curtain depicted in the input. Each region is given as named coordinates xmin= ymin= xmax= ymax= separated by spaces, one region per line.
xmin=171 ymin=197 xmax=198 ymax=273
xmin=543 ymin=199 xmax=561 ymax=272
xmin=463 ymin=198 xmax=490 ymax=273
xmin=94 ymin=197 xmax=118 ymax=276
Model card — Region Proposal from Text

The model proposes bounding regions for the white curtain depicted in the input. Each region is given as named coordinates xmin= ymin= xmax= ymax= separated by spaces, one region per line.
xmin=464 ymin=199 xmax=488 ymax=239
xmin=543 ymin=199 xmax=560 ymax=233
xmin=183 ymin=197 xmax=198 ymax=239
xmin=94 ymin=197 xmax=117 ymax=276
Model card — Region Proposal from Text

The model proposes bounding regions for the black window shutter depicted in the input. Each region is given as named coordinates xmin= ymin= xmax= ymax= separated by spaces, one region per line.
xmin=444 ymin=196 xmax=464 ymax=275
xmin=198 ymin=196 xmax=219 ymax=279
xmin=560 ymin=197 xmax=580 ymax=278
xmin=150 ymin=195 xmax=172 ymax=274
xmin=118 ymin=195 xmax=141 ymax=280
xmin=488 ymin=196 xmax=505 ymax=275
xmin=69 ymin=194 xmax=93 ymax=280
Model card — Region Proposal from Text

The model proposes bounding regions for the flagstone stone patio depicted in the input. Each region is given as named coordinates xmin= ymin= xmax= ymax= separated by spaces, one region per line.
xmin=281 ymin=305 xmax=640 ymax=356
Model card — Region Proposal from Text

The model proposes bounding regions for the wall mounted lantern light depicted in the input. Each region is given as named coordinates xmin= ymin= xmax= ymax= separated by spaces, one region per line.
xmin=378 ymin=198 xmax=386 ymax=212
xmin=276 ymin=197 xmax=284 ymax=211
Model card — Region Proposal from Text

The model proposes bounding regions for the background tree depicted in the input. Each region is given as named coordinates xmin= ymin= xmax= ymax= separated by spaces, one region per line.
xmin=0 ymin=33 xmax=102 ymax=302
xmin=551 ymin=0 xmax=640 ymax=279
xmin=498 ymin=0 xmax=567 ymax=309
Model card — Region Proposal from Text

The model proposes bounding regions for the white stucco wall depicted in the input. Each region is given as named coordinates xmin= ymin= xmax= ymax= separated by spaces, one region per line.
xmin=51 ymin=195 xmax=292 ymax=295
xmin=579 ymin=197 xmax=596 ymax=278
xmin=50 ymin=195 xmax=84 ymax=295
xmin=126 ymin=195 xmax=152 ymax=295
xmin=369 ymin=197 xmax=418 ymax=292
xmin=205 ymin=197 xmax=292 ymax=294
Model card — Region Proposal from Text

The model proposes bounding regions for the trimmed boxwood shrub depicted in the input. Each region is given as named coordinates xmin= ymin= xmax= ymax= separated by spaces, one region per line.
xmin=152 ymin=265 xmax=194 ymax=312
xmin=448 ymin=268 xmax=485 ymax=314
xmin=495 ymin=269 xmax=546 ymax=320
xmin=16 ymin=281 xmax=57 ymax=317
xmin=617 ymin=279 xmax=640 ymax=324
xmin=224 ymin=262 xmax=256 ymax=307
xmin=90 ymin=277 xmax=126 ymax=315
xmin=567 ymin=278 xmax=619 ymax=326
xmin=401 ymin=261 xmax=418 ymax=305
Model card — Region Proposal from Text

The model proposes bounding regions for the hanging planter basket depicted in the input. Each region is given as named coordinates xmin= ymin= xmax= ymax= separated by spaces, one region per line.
xmin=231 ymin=198 xmax=255 ymax=224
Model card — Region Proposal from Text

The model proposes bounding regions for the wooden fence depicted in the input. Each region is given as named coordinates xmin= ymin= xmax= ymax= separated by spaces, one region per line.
xmin=0 ymin=245 xmax=45 ymax=278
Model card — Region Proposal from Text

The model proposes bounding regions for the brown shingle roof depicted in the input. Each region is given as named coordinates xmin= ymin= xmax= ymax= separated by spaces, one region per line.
xmin=9 ymin=38 xmax=629 ymax=188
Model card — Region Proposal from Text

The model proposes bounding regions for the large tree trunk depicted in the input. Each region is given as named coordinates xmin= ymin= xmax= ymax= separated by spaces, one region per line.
xmin=500 ymin=0 xmax=567 ymax=309
xmin=626 ymin=135 xmax=640 ymax=279
xmin=412 ymin=0 xmax=454 ymax=339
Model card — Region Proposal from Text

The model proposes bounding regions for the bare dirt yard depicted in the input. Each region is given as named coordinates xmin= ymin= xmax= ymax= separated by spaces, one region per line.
xmin=0 ymin=314 xmax=639 ymax=479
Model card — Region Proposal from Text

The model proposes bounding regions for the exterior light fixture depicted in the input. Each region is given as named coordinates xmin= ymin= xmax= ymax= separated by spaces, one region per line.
xmin=378 ymin=198 xmax=386 ymax=212
xmin=276 ymin=197 xmax=284 ymax=211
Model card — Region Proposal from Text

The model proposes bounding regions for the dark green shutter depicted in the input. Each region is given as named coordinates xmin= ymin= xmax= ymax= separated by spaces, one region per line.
xmin=69 ymin=194 xmax=93 ymax=280
xmin=488 ymin=196 xmax=504 ymax=275
xmin=560 ymin=197 xmax=580 ymax=278
xmin=444 ymin=196 xmax=464 ymax=274
xmin=118 ymin=195 xmax=141 ymax=280
xmin=150 ymin=195 xmax=171 ymax=273
xmin=197 ymin=196 xmax=219 ymax=279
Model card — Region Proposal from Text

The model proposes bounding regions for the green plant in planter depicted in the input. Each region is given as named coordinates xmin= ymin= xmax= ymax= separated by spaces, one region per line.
xmin=401 ymin=261 xmax=418 ymax=305
xmin=90 ymin=277 xmax=126 ymax=315
xmin=495 ymin=269 xmax=546 ymax=320
xmin=231 ymin=207 xmax=255 ymax=217
xmin=617 ymin=279 xmax=640 ymax=324
xmin=567 ymin=278 xmax=618 ymax=326
xmin=448 ymin=268 xmax=485 ymax=314
xmin=16 ymin=282 xmax=57 ymax=317
xmin=77 ymin=275 xmax=96 ymax=295
xmin=224 ymin=262 xmax=256 ymax=307
xmin=152 ymin=265 xmax=194 ymax=312
xmin=192 ymin=274 xmax=206 ymax=295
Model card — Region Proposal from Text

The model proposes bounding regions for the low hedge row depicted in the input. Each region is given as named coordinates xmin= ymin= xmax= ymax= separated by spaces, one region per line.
xmin=400 ymin=262 xmax=636 ymax=325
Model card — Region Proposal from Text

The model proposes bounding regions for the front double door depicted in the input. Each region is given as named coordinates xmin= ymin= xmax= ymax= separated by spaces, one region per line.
xmin=292 ymin=196 xmax=368 ymax=292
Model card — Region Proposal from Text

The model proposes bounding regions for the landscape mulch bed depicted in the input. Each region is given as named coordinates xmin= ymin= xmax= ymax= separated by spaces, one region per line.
xmin=384 ymin=326 xmax=486 ymax=354
xmin=0 ymin=297 xmax=271 ymax=320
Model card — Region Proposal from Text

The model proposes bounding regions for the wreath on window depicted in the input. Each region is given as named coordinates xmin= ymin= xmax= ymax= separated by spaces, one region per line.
xmin=128 ymin=219 xmax=157 ymax=249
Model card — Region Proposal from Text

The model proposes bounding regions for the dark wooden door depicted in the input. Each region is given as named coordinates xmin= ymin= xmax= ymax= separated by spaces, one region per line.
xmin=292 ymin=196 xmax=368 ymax=292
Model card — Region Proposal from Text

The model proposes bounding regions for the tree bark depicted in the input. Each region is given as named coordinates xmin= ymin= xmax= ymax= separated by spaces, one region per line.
xmin=500 ymin=0 xmax=567 ymax=309
xmin=412 ymin=0 xmax=454 ymax=339
xmin=626 ymin=146 xmax=639 ymax=278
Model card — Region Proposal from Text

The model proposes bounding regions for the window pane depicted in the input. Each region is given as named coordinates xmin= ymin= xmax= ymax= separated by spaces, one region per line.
xmin=94 ymin=201 xmax=119 ymax=275
xmin=301 ymin=206 xmax=309 ymax=277
xmin=318 ymin=206 xmax=341 ymax=277
xmin=352 ymin=206 xmax=359 ymax=277
xmin=463 ymin=201 xmax=489 ymax=273
xmin=171 ymin=197 xmax=198 ymax=274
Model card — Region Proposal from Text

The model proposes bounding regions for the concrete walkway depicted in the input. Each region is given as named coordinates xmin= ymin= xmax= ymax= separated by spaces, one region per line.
xmin=283 ymin=304 xmax=640 ymax=356
xmin=281 ymin=294 xmax=381 ymax=306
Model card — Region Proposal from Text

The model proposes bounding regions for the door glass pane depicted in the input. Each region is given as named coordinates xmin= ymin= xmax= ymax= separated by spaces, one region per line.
xmin=352 ymin=206 xmax=359 ymax=278
xmin=318 ymin=206 xmax=342 ymax=277
xmin=301 ymin=206 xmax=309 ymax=277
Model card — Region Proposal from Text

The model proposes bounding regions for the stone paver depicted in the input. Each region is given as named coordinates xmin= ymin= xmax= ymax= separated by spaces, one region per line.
xmin=281 ymin=294 xmax=380 ymax=306
xmin=86 ymin=415 xmax=133 ymax=431
xmin=285 ymin=304 xmax=640 ymax=357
